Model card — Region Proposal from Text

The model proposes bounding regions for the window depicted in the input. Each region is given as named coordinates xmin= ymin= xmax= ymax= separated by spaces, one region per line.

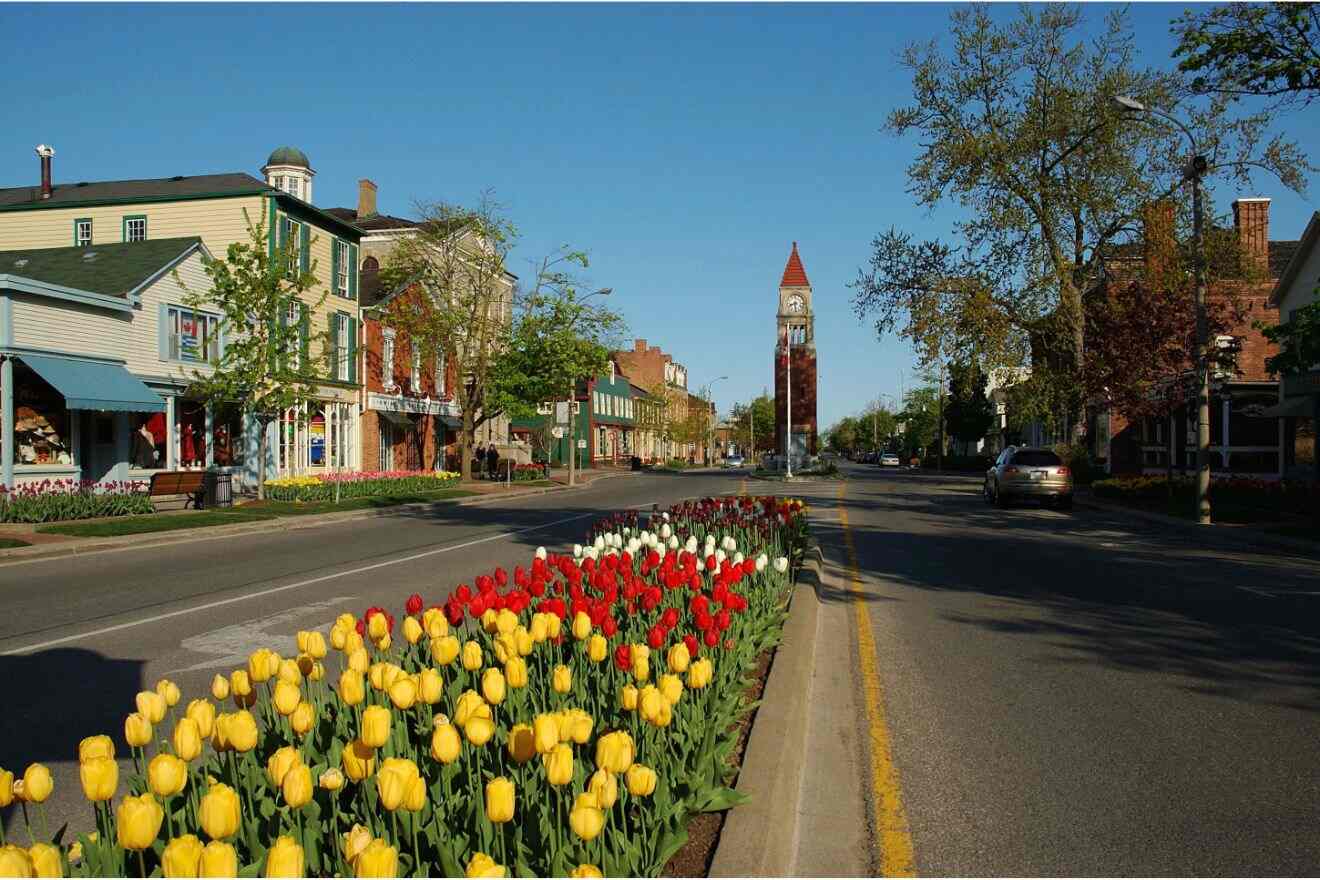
xmin=166 ymin=306 xmax=220 ymax=362
xmin=212 ymin=404 xmax=244 ymax=467
xmin=282 ymin=219 xmax=301 ymax=278
xmin=536 ymin=402 xmax=553 ymax=415
xmin=410 ymin=342 xmax=421 ymax=390
xmin=286 ymin=302 xmax=302 ymax=370
xmin=74 ymin=218 xmax=92 ymax=247
xmin=382 ymin=330 xmax=396 ymax=389
xmin=336 ymin=242 xmax=350 ymax=297
xmin=435 ymin=349 xmax=447 ymax=396
xmin=336 ymin=314 xmax=351 ymax=382
xmin=123 ymin=216 xmax=147 ymax=242
xmin=597 ymin=426 xmax=607 ymax=455
xmin=608 ymin=361 xmax=615 ymax=381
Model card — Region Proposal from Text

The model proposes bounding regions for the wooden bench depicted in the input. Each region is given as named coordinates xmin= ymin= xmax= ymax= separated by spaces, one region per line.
xmin=149 ymin=471 xmax=206 ymax=509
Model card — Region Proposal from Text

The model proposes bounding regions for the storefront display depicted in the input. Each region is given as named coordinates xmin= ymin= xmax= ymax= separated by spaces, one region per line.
xmin=11 ymin=363 xmax=72 ymax=466
xmin=212 ymin=405 xmax=243 ymax=467
xmin=175 ymin=401 xmax=206 ymax=469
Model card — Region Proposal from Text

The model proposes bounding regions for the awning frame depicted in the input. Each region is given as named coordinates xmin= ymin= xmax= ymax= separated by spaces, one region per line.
xmin=5 ymin=347 xmax=165 ymax=412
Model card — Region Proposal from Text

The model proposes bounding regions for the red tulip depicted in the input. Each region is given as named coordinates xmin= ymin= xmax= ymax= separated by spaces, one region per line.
xmin=405 ymin=594 xmax=423 ymax=616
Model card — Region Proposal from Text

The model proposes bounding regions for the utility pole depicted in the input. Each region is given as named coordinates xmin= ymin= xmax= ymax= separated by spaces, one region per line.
xmin=937 ymin=357 xmax=945 ymax=472
xmin=785 ymin=330 xmax=793 ymax=479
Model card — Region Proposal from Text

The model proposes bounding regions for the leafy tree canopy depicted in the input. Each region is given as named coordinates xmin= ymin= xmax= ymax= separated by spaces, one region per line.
xmin=1173 ymin=2 xmax=1320 ymax=105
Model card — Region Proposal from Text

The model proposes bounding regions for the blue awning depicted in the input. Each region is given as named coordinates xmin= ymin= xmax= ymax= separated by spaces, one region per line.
xmin=20 ymin=353 xmax=165 ymax=412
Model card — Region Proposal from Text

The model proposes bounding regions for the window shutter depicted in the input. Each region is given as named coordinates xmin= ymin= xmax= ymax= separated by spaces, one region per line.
xmin=299 ymin=224 xmax=310 ymax=274
xmin=298 ymin=303 xmax=310 ymax=369
xmin=331 ymin=239 xmax=341 ymax=296
xmin=157 ymin=304 xmax=170 ymax=360
xmin=327 ymin=313 xmax=339 ymax=374
xmin=278 ymin=217 xmax=288 ymax=250
xmin=348 ymin=317 xmax=358 ymax=383
xmin=348 ymin=245 xmax=359 ymax=300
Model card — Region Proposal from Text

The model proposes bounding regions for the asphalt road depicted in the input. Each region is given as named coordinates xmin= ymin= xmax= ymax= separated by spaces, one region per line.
xmin=813 ymin=462 xmax=1320 ymax=876
xmin=0 ymin=468 xmax=748 ymax=841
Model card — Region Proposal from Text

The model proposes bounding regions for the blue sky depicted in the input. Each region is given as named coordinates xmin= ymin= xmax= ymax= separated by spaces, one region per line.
xmin=1 ymin=3 xmax=1315 ymax=428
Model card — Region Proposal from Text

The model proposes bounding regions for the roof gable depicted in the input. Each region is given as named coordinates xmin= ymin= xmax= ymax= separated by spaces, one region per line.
xmin=0 ymin=237 xmax=205 ymax=300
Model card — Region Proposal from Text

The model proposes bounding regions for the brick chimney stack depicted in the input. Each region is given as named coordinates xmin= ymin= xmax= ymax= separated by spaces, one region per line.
xmin=1232 ymin=197 xmax=1270 ymax=275
xmin=35 ymin=145 xmax=54 ymax=200
xmin=358 ymin=179 xmax=378 ymax=219
xmin=633 ymin=339 xmax=647 ymax=353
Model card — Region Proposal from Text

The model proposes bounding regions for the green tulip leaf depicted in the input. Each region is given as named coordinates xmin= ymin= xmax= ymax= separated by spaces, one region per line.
xmin=654 ymin=826 xmax=689 ymax=866
xmin=693 ymin=785 xmax=750 ymax=813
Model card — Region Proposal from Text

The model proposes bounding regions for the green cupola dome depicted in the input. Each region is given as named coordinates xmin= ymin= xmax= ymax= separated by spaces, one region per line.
xmin=265 ymin=146 xmax=310 ymax=168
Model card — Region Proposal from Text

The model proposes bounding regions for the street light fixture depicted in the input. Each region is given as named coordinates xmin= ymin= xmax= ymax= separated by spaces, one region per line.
xmin=1115 ymin=94 xmax=1212 ymax=525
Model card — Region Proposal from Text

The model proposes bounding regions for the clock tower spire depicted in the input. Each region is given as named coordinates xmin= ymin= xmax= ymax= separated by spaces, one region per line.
xmin=775 ymin=242 xmax=818 ymax=460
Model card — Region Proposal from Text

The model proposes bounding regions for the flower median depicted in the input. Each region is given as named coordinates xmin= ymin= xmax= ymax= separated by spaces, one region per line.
xmin=0 ymin=495 xmax=809 ymax=878
xmin=0 ymin=479 xmax=152 ymax=523
xmin=264 ymin=471 xmax=462 ymax=503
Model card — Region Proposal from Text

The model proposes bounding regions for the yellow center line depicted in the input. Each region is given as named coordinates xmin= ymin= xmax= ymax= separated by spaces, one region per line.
xmin=837 ymin=480 xmax=917 ymax=877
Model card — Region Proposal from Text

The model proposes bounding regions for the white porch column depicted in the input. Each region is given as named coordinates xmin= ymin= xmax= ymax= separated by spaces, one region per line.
xmin=1221 ymin=398 xmax=1231 ymax=469
xmin=204 ymin=405 xmax=214 ymax=467
xmin=165 ymin=394 xmax=176 ymax=470
xmin=1 ymin=357 xmax=13 ymax=490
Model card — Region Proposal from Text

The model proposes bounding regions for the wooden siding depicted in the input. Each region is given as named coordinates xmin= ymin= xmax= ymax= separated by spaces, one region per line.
xmin=0 ymin=196 xmax=267 ymax=256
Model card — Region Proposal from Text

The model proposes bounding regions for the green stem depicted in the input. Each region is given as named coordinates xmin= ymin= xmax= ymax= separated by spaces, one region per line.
xmin=137 ymin=849 xmax=146 ymax=879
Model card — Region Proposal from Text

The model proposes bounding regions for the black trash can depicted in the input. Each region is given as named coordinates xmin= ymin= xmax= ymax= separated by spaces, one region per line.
xmin=204 ymin=470 xmax=233 ymax=509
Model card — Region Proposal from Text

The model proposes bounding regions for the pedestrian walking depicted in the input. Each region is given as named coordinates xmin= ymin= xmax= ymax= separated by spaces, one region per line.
xmin=486 ymin=444 xmax=500 ymax=480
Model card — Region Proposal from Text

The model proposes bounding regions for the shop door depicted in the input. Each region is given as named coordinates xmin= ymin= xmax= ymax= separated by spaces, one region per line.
xmin=83 ymin=413 xmax=117 ymax=484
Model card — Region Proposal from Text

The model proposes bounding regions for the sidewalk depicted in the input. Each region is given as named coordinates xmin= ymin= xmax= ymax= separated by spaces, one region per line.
xmin=0 ymin=469 xmax=634 ymax=565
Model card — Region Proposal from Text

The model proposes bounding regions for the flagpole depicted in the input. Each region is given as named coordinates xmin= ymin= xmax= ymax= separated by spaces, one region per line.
xmin=785 ymin=327 xmax=793 ymax=479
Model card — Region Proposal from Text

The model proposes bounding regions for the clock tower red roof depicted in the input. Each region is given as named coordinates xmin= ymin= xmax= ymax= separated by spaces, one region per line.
xmin=780 ymin=241 xmax=810 ymax=288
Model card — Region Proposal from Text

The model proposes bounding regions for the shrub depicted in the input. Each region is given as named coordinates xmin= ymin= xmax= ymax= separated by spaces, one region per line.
xmin=510 ymin=463 xmax=547 ymax=482
xmin=264 ymin=470 xmax=460 ymax=502
xmin=1092 ymin=475 xmax=1320 ymax=516
xmin=1052 ymin=443 xmax=1098 ymax=485
xmin=0 ymin=479 xmax=153 ymax=523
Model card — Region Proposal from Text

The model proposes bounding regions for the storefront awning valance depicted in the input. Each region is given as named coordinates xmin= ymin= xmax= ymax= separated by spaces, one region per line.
xmin=20 ymin=353 xmax=165 ymax=412
xmin=378 ymin=410 xmax=418 ymax=427
xmin=439 ymin=415 xmax=462 ymax=429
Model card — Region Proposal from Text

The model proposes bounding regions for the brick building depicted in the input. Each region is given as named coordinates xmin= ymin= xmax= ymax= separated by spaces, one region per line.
xmin=612 ymin=340 xmax=708 ymax=463
xmin=774 ymin=242 xmax=818 ymax=459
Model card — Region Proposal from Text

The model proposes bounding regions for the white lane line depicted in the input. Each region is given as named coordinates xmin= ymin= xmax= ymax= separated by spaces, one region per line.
xmin=0 ymin=510 xmax=601 ymax=657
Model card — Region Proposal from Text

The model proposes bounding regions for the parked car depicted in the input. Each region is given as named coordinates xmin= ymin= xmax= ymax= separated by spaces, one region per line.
xmin=723 ymin=454 xmax=745 ymax=469
xmin=880 ymin=453 xmax=901 ymax=467
xmin=984 ymin=446 xmax=1073 ymax=509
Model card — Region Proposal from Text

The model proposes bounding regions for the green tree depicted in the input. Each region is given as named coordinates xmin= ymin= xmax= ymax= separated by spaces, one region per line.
xmin=729 ymin=394 xmax=775 ymax=459
xmin=1173 ymin=3 xmax=1320 ymax=106
xmin=1262 ymin=292 xmax=1320 ymax=376
xmin=944 ymin=362 xmax=995 ymax=450
xmin=181 ymin=216 xmax=326 ymax=500
xmin=827 ymin=418 xmax=859 ymax=455
xmin=898 ymin=386 xmax=941 ymax=458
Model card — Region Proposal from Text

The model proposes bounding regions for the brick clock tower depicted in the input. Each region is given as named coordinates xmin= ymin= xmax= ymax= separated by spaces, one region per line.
xmin=774 ymin=242 xmax=817 ymax=458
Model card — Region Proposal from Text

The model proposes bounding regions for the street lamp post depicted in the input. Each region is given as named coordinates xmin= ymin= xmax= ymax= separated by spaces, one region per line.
xmin=700 ymin=376 xmax=727 ymax=465
xmin=564 ymin=287 xmax=612 ymax=488
xmin=1116 ymin=95 xmax=1212 ymax=524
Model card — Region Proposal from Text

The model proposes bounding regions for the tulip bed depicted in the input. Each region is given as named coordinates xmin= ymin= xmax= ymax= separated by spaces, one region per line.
xmin=0 ymin=495 xmax=809 ymax=878
xmin=0 ymin=479 xmax=153 ymax=523
xmin=263 ymin=471 xmax=461 ymax=503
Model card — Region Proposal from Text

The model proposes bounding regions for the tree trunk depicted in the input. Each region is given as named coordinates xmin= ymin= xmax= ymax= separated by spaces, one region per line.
xmin=256 ymin=416 xmax=268 ymax=501
xmin=1063 ymin=279 xmax=1088 ymax=444
xmin=460 ymin=410 xmax=473 ymax=482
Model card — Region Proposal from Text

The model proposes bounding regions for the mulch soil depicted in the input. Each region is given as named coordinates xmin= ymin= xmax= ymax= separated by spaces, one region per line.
xmin=661 ymin=647 xmax=776 ymax=877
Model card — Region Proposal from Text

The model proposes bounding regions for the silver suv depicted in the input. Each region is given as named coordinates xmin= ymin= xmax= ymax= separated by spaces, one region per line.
xmin=984 ymin=446 xmax=1073 ymax=509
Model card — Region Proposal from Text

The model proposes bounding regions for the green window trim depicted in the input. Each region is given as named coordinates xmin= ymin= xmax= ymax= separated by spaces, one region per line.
xmin=73 ymin=217 xmax=93 ymax=247
xmin=121 ymin=214 xmax=147 ymax=243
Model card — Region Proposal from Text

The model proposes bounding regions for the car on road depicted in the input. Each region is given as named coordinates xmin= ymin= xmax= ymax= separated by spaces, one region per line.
xmin=984 ymin=446 xmax=1073 ymax=509
xmin=880 ymin=453 xmax=901 ymax=467
xmin=722 ymin=454 xmax=745 ymax=469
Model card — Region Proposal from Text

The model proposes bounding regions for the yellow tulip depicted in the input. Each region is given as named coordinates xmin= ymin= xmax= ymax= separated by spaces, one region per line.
xmin=319 ymin=768 xmax=345 ymax=792
xmin=687 ymin=658 xmax=713 ymax=689
xmin=625 ymin=763 xmax=657 ymax=797
xmin=620 ymin=685 xmax=639 ymax=712
xmin=331 ymin=624 xmax=348 ymax=652
xmin=403 ymin=616 xmax=424 ymax=645
xmin=552 ymin=665 xmax=572 ymax=694
xmin=453 ymin=690 xmax=485 ymax=727
xmin=465 ymin=852 xmax=505 ymax=878
xmin=282 ymin=764 xmax=313 ymax=809
xmin=267 ymin=746 xmax=301 ymax=788
xmin=368 ymin=613 xmax=389 ymax=641
xmin=199 ymin=784 xmax=241 ymax=840
xmin=20 ymin=765 xmax=51 ymax=804
xmin=502 ymin=657 xmax=528 ymax=690
xmin=419 ymin=668 xmax=444 ymax=704
xmin=229 ymin=670 xmax=253 ymax=708
xmin=485 ymin=776 xmax=515 ymax=823
xmin=199 ymin=841 xmax=238 ymax=878
xmin=27 ymin=843 xmax=60 ymax=878
xmin=492 ymin=634 xmax=515 ymax=666
xmin=571 ymin=611 xmax=592 ymax=640
xmin=431 ymin=635 xmax=460 ymax=666
xmin=513 ymin=626 xmax=534 ymax=657
xmin=543 ymin=744 xmax=573 ymax=786
xmin=507 ymin=724 xmax=535 ymax=764
xmin=595 ymin=731 xmax=634 ymax=774
xmin=481 ymin=668 xmax=506 ymax=705
xmin=272 ymin=680 xmax=301 ymax=717
xmin=639 ymin=685 xmax=663 ymax=723
xmin=298 ymin=629 xmax=328 ymax=659
xmin=529 ymin=613 xmax=549 ymax=643
xmin=342 ymin=824 xmax=373 ymax=864
xmin=632 ymin=655 xmax=651 ymax=682
xmin=66 ymin=841 xmax=81 ymax=867
xmin=533 ymin=714 xmax=558 ymax=754
xmin=651 ymin=699 xmax=673 ymax=728
xmin=480 ymin=608 xmax=499 ymax=634
xmin=422 ymin=607 xmax=448 ymax=640
xmin=263 ymin=835 xmax=304 ymax=878
xmin=571 ymin=865 xmax=604 ymax=878
xmin=354 ymin=837 xmax=399 ymax=877
xmin=344 ymin=629 xmax=366 ymax=655
xmin=404 ymin=775 xmax=426 ymax=812
xmin=342 ymin=739 xmax=377 ymax=782
xmin=290 ymin=701 xmax=315 ymax=737
xmin=569 ymin=791 xmax=604 ymax=841
xmin=135 ymin=690 xmax=166 ymax=724
xmin=153 ymin=678 xmax=181 ymax=708
xmin=209 ymin=714 xmax=232 ymax=753
xmin=375 ymin=767 xmax=407 ymax=811
xmin=0 ymin=846 xmax=34 ymax=877
xmin=587 ymin=634 xmax=608 ymax=663
xmin=79 ymin=756 xmax=118 ymax=802
xmin=666 ymin=642 xmax=690 ymax=673
xmin=361 ymin=705 xmax=391 ymax=748
xmin=588 ymin=768 xmax=618 ymax=809
xmin=545 ymin=613 xmax=562 ymax=639
xmin=78 ymin=735 xmax=114 ymax=764
xmin=116 ymin=793 xmax=164 ymax=850
xmin=348 ymin=647 xmax=370 ymax=675
xmin=339 ymin=669 xmax=366 ymax=706
xmin=248 ymin=648 xmax=279 ymax=683
xmin=554 ymin=710 xmax=575 ymax=743
xmin=172 ymin=718 xmax=203 ymax=763
xmin=464 ymin=715 xmax=495 ymax=747
xmin=124 ymin=712 xmax=153 ymax=748
xmin=225 ymin=711 xmax=258 ymax=752
xmin=161 ymin=835 xmax=204 ymax=878
xmin=659 ymin=674 xmax=684 ymax=706
xmin=0 ymin=770 xmax=11 ymax=808
xmin=386 ymin=676 xmax=416 ymax=710
xmin=567 ymin=709 xmax=593 ymax=745
xmin=461 ymin=640 xmax=483 ymax=671
xmin=278 ymin=658 xmax=303 ymax=686
xmin=147 ymin=754 xmax=188 ymax=798
xmin=431 ymin=723 xmax=461 ymax=764
xmin=309 ymin=661 xmax=326 ymax=682
xmin=493 ymin=608 xmax=516 ymax=635
xmin=186 ymin=700 xmax=217 ymax=739
xmin=210 ymin=674 xmax=230 ymax=701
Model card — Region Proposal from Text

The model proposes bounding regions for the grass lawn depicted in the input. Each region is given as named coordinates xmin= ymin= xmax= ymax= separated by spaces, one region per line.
xmin=0 ymin=537 xmax=31 ymax=549
xmin=36 ymin=488 xmax=479 ymax=538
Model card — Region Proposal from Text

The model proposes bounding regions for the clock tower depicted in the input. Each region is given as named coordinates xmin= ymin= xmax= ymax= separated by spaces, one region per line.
xmin=774 ymin=242 xmax=817 ymax=459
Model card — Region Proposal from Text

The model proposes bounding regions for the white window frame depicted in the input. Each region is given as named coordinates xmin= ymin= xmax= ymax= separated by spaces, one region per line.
xmin=286 ymin=302 xmax=302 ymax=370
xmin=336 ymin=314 xmax=351 ymax=382
xmin=436 ymin=349 xmax=447 ymax=396
xmin=536 ymin=402 xmax=553 ymax=415
xmin=166 ymin=305 xmax=220 ymax=363
xmin=382 ymin=329 xmax=396 ymax=390
xmin=75 ymin=219 xmax=92 ymax=247
xmin=336 ymin=241 xmax=350 ymax=297
xmin=410 ymin=342 xmax=421 ymax=391
xmin=124 ymin=217 xmax=147 ymax=242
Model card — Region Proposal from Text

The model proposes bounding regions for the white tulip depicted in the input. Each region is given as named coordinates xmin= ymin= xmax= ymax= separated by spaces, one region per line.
xmin=773 ymin=557 xmax=789 ymax=574
xmin=662 ymin=512 xmax=671 ymax=522
xmin=668 ymin=536 xmax=680 ymax=550
xmin=535 ymin=546 xmax=547 ymax=560
xmin=593 ymin=536 xmax=605 ymax=552
xmin=733 ymin=552 xmax=744 ymax=566
xmin=715 ymin=549 xmax=726 ymax=565
xmin=573 ymin=544 xmax=583 ymax=559
xmin=623 ymin=527 xmax=632 ymax=536
xmin=685 ymin=536 xmax=698 ymax=554
xmin=660 ymin=524 xmax=672 ymax=540
xmin=756 ymin=554 xmax=768 ymax=572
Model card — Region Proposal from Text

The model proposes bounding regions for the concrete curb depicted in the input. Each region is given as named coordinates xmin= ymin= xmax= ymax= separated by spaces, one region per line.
xmin=1075 ymin=491 xmax=1320 ymax=559
xmin=709 ymin=541 xmax=824 ymax=878
xmin=0 ymin=472 xmax=636 ymax=567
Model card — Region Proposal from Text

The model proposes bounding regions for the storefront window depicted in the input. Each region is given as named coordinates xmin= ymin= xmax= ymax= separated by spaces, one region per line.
xmin=280 ymin=408 xmax=299 ymax=474
xmin=11 ymin=363 xmax=73 ymax=466
xmin=175 ymin=399 xmax=207 ymax=469
xmin=130 ymin=413 xmax=167 ymax=470
xmin=212 ymin=404 xmax=244 ymax=467
xmin=309 ymin=407 xmax=327 ymax=467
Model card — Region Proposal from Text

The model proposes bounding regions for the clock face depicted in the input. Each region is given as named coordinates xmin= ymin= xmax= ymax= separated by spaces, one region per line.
xmin=786 ymin=295 xmax=805 ymax=314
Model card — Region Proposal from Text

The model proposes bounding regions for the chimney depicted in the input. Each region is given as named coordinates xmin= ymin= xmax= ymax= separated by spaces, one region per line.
xmin=634 ymin=339 xmax=647 ymax=353
xmin=1232 ymin=197 xmax=1270 ymax=275
xmin=1142 ymin=200 xmax=1175 ymax=287
xmin=358 ymin=179 xmax=378 ymax=219
xmin=35 ymin=145 xmax=54 ymax=200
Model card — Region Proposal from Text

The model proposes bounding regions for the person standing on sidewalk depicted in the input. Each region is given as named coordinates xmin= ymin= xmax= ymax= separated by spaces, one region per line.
xmin=486 ymin=445 xmax=500 ymax=480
